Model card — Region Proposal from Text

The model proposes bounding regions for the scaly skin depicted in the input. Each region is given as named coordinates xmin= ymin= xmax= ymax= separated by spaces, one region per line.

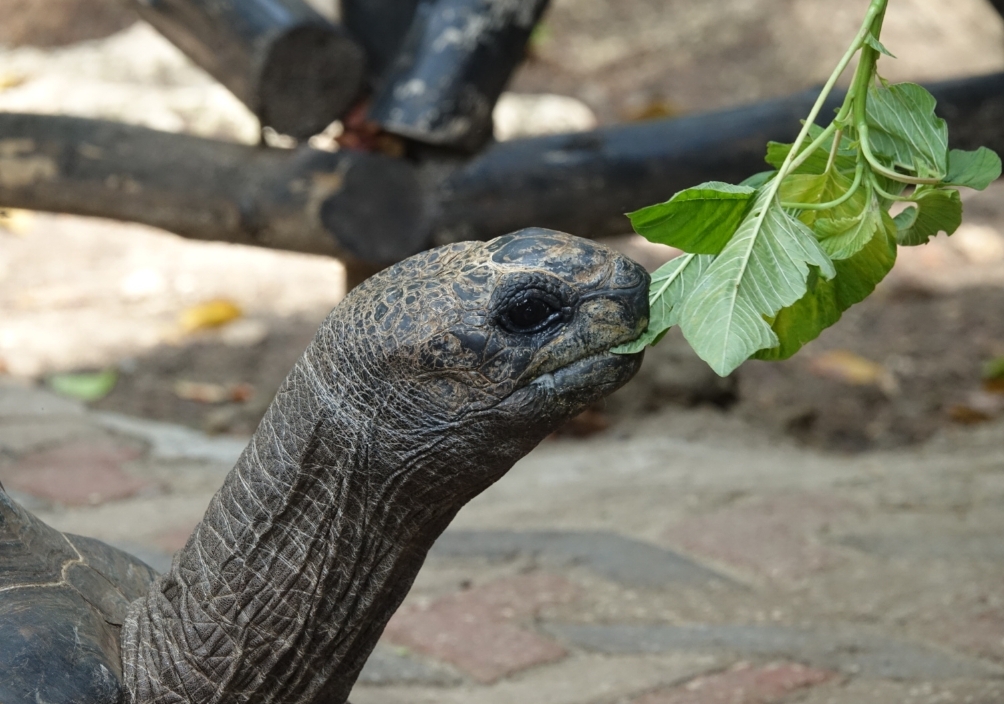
xmin=0 ymin=229 xmax=648 ymax=704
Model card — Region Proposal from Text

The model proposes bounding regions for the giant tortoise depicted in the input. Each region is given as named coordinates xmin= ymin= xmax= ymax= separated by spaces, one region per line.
xmin=0 ymin=228 xmax=649 ymax=703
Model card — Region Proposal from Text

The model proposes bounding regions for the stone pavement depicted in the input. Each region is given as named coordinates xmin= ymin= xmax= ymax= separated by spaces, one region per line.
xmin=2 ymin=379 xmax=1003 ymax=704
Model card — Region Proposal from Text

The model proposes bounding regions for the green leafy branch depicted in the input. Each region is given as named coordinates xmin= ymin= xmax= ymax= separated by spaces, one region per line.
xmin=612 ymin=0 xmax=1001 ymax=376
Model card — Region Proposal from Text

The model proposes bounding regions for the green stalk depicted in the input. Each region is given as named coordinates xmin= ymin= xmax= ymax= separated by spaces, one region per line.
xmin=781 ymin=161 xmax=865 ymax=211
xmin=824 ymin=127 xmax=844 ymax=173
xmin=786 ymin=122 xmax=839 ymax=174
xmin=870 ymin=172 xmax=915 ymax=202
xmin=850 ymin=4 xmax=942 ymax=186
xmin=770 ymin=0 xmax=886 ymax=190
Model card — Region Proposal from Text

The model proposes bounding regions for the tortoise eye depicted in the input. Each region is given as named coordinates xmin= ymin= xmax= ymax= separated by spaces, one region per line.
xmin=502 ymin=292 xmax=562 ymax=333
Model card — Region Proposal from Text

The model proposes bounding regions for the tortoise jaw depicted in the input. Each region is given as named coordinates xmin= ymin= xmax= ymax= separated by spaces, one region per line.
xmin=499 ymin=347 xmax=643 ymax=412
xmin=539 ymin=349 xmax=643 ymax=398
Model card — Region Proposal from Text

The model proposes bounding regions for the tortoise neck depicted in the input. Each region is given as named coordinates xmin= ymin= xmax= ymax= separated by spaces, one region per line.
xmin=122 ymin=349 xmax=460 ymax=704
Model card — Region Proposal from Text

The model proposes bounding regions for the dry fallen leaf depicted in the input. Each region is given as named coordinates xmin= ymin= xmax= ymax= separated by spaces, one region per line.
xmin=809 ymin=350 xmax=887 ymax=386
xmin=624 ymin=99 xmax=681 ymax=122
xmin=983 ymin=357 xmax=1004 ymax=394
xmin=174 ymin=380 xmax=254 ymax=404
xmin=178 ymin=299 xmax=243 ymax=333
xmin=984 ymin=378 xmax=1004 ymax=395
xmin=0 ymin=72 xmax=27 ymax=91
xmin=0 ymin=208 xmax=35 ymax=236
xmin=948 ymin=404 xmax=994 ymax=425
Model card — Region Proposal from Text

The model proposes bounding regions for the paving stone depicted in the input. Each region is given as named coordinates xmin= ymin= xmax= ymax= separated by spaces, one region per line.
xmin=632 ymin=661 xmax=835 ymax=704
xmin=356 ymin=644 xmax=462 ymax=686
xmin=431 ymin=529 xmax=733 ymax=589
xmin=0 ymin=382 xmax=84 ymax=417
xmin=663 ymin=493 xmax=854 ymax=581
xmin=0 ymin=418 xmax=101 ymax=454
xmin=0 ymin=439 xmax=151 ymax=505
xmin=839 ymin=533 xmax=1004 ymax=560
xmin=382 ymin=574 xmax=575 ymax=683
xmin=96 ymin=412 xmax=247 ymax=464
xmin=926 ymin=607 xmax=1004 ymax=664
xmin=797 ymin=678 xmax=1004 ymax=704
xmin=545 ymin=623 xmax=1004 ymax=680
xmin=350 ymin=653 xmax=720 ymax=704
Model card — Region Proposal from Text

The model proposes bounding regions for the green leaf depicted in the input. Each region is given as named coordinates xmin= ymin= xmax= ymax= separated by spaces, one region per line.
xmin=892 ymin=205 xmax=917 ymax=231
xmin=813 ymin=195 xmax=882 ymax=260
xmin=47 ymin=369 xmax=118 ymax=401
xmin=779 ymin=169 xmax=865 ymax=229
xmin=866 ymin=82 xmax=948 ymax=179
xmin=755 ymin=215 xmax=897 ymax=361
xmin=895 ymin=188 xmax=962 ymax=246
xmin=766 ymin=126 xmax=856 ymax=175
xmin=611 ymin=254 xmax=712 ymax=353
xmin=983 ymin=356 xmax=1004 ymax=380
xmin=677 ymin=190 xmax=836 ymax=376
xmin=778 ymin=173 xmax=830 ymax=204
xmin=740 ymin=170 xmax=776 ymax=189
xmin=944 ymin=147 xmax=1001 ymax=190
xmin=864 ymin=34 xmax=896 ymax=57
xmin=627 ymin=182 xmax=755 ymax=254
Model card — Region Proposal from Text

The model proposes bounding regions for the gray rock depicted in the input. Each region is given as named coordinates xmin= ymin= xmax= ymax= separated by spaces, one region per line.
xmin=431 ymin=529 xmax=734 ymax=589
xmin=546 ymin=623 xmax=1004 ymax=680
xmin=95 ymin=412 xmax=248 ymax=465
xmin=357 ymin=645 xmax=462 ymax=686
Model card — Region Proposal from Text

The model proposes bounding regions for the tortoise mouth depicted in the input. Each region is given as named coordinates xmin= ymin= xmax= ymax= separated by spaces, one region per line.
xmin=499 ymin=347 xmax=643 ymax=410
xmin=532 ymin=349 xmax=643 ymax=395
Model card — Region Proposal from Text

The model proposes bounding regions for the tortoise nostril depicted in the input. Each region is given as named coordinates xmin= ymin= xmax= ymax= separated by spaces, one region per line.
xmin=611 ymin=257 xmax=648 ymax=290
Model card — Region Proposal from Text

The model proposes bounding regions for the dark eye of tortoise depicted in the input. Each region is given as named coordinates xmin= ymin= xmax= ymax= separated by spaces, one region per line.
xmin=503 ymin=292 xmax=562 ymax=333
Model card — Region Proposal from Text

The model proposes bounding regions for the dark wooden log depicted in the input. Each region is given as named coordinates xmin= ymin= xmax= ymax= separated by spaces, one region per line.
xmin=2 ymin=74 xmax=1002 ymax=268
xmin=431 ymin=72 xmax=1004 ymax=244
xmin=367 ymin=0 xmax=551 ymax=151
xmin=136 ymin=0 xmax=366 ymax=139
xmin=340 ymin=0 xmax=422 ymax=86
xmin=0 ymin=113 xmax=429 ymax=264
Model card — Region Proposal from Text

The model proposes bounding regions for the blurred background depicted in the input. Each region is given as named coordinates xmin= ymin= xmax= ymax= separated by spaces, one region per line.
xmin=2 ymin=0 xmax=1004 ymax=451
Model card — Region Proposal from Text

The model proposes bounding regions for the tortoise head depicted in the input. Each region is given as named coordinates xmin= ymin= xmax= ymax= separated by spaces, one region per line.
xmin=118 ymin=230 xmax=649 ymax=703
xmin=317 ymin=228 xmax=649 ymax=473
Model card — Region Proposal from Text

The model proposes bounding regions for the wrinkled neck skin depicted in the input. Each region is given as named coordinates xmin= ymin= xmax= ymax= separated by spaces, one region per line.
xmin=121 ymin=331 xmax=536 ymax=704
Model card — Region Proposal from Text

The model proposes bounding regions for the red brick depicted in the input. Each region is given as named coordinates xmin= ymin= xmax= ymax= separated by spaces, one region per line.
xmin=1 ymin=440 xmax=149 ymax=505
xmin=383 ymin=573 xmax=576 ymax=682
xmin=664 ymin=493 xmax=854 ymax=581
xmin=925 ymin=605 xmax=1004 ymax=663
xmin=632 ymin=661 xmax=835 ymax=704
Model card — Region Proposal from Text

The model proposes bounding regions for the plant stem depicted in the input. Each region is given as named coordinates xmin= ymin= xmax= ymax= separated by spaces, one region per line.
xmin=870 ymin=172 xmax=916 ymax=201
xmin=824 ymin=128 xmax=844 ymax=173
xmin=858 ymin=127 xmax=943 ymax=185
xmin=781 ymin=161 xmax=864 ymax=211
xmin=848 ymin=3 xmax=942 ymax=186
xmin=787 ymin=122 xmax=839 ymax=174
xmin=770 ymin=0 xmax=886 ymax=191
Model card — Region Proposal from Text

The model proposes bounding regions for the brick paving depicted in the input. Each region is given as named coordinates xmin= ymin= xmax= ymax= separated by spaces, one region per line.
xmin=631 ymin=662 xmax=836 ymax=704
xmin=1 ymin=439 xmax=149 ymax=505
xmin=383 ymin=574 xmax=575 ymax=682
xmin=662 ymin=493 xmax=855 ymax=583
xmin=2 ymin=379 xmax=1003 ymax=703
